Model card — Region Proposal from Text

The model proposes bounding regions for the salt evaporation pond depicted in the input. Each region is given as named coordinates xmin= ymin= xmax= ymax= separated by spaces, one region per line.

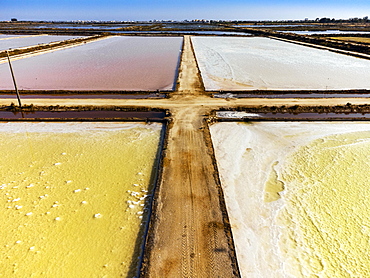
xmin=0 ymin=36 xmax=182 ymax=91
xmin=0 ymin=35 xmax=84 ymax=51
xmin=233 ymin=24 xmax=316 ymax=28
xmin=279 ymin=30 xmax=370 ymax=35
xmin=192 ymin=36 xmax=370 ymax=90
xmin=110 ymin=30 xmax=249 ymax=36
xmin=210 ymin=121 xmax=370 ymax=277
xmin=0 ymin=35 xmax=23 ymax=40
xmin=0 ymin=122 xmax=162 ymax=277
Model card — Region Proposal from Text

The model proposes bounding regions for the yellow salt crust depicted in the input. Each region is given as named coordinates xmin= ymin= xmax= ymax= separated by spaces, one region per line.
xmin=277 ymin=131 xmax=370 ymax=277
xmin=0 ymin=122 xmax=162 ymax=277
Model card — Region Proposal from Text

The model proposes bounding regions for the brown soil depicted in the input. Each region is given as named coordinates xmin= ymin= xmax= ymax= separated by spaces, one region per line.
xmin=1 ymin=96 xmax=369 ymax=108
xmin=329 ymin=37 xmax=370 ymax=44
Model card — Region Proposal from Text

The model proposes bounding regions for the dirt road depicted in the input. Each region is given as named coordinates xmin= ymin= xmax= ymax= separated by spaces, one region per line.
xmin=4 ymin=96 xmax=369 ymax=108
xmin=140 ymin=35 xmax=239 ymax=277
xmin=141 ymin=105 xmax=239 ymax=277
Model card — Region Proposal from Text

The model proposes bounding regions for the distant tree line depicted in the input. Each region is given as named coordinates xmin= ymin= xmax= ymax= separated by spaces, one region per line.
xmin=219 ymin=17 xmax=370 ymax=24
xmin=315 ymin=16 xmax=369 ymax=23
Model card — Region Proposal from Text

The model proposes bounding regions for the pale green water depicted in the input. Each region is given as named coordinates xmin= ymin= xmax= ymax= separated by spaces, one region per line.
xmin=0 ymin=122 xmax=162 ymax=277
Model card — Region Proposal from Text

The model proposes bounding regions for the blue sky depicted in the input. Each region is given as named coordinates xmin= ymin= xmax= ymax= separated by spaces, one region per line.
xmin=1 ymin=0 xmax=369 ymax=21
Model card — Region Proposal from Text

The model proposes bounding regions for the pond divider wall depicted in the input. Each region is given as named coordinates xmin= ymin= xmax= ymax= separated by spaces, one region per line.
xmin=189 ymin=36 xmax=206 ymax=92
xmin=133 ymin=120 xmax=168 ymax=277
xmin=173 ymin=36 xmax=185 ymax=92
xmin=140 ymin=116 xmax=172 ymax=276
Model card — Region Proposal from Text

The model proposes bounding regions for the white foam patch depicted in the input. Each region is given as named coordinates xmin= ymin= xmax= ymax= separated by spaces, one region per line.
xmin=217 ymin=111 xmax=261 ymax=119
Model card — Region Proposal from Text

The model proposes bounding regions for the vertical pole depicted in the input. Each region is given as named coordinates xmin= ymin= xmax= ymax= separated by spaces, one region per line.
xmin=6 ymin=50 xmax=22 ymax=108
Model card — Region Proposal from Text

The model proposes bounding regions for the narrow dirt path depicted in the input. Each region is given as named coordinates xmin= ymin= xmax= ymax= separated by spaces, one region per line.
xmin=3 ymin=97 xmax=370 ymax=108
xmin=176 ymin=36 xmax=204 ymax=93
xmin=141 ymin=35 xmax=239 ymax=277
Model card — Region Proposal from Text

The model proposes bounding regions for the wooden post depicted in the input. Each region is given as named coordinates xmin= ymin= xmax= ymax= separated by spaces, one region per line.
xmin=6 ymin=50 xmax=22 ymax=108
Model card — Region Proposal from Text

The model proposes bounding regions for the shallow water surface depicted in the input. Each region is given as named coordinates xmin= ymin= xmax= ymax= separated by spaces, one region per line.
xmin=108 ymin=30 xmax=249 ymax=35
xmin=0 ymin=35 xmax=24 ymax=40
xmin=0 ymin=110 xmax=166 ymax=119
xmin=234 ymin=24 xmax=316 ymax=27
xmin=0 ymin=93 xmax=165 ymax=99
xmin=279 ymin=30 xmax=370 ymax=35
xmin=0 ymin=36 xmax=182 ymax=91
xmin=0 ymin=35 xmax=84 ymax=51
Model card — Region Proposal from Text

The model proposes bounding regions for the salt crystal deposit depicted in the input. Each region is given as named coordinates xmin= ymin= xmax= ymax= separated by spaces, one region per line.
xmin=0 ymin=122 xmax=162 ymax=277
xmin=192 ymin=36 xmax=370 ymax=90
xmin=210 ymin=121 xmax=370 ymax=277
